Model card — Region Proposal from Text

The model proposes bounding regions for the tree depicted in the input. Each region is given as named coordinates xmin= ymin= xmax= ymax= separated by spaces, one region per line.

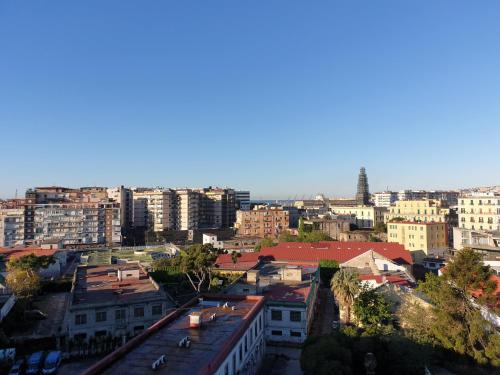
xmin=331 ymin=269 xmax=360 ymax=324
xmin=6 ymin=254 xmax=54 ymax=299
xmin=8 ymin=254 xmax=55 ymax=273
xmin=172 ymin=244 xmax=219 ymax=293
xmin=6 ymin=268 xmax=41 ymax=298
xmin=254 ymin=237 xmax=276 ymax=252
xmin=231 ymin=251 xmax=241 ymax=264
xmin=353 ymin=286 xmax=391 ymax=332
xmin=418 ymin=248 xmax=500 ymax=366
xmin=319 ymin=259 xmax=339 ymax=285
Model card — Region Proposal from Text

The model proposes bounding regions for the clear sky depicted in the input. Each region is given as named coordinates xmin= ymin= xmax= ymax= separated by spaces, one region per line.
xmin=1 ymin=1 xmax=499 ymax=200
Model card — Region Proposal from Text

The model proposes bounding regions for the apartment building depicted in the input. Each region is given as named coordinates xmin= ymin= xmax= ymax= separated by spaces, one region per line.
xmin=236 ymin=208 xmax=289 ymax=238
xmin=453 ymin=227 xmax=500 ymax=251
xmin=373 ymin=192 xmax=397 ymax=208
xmin=225 ymin=262 xmax=319 ymax=344
xmin=107 ymin=186 xmax=134 ymax=234
xmin=458 ymin=192 xmax=500 ymax=231
xmin=175 ymin=189 xmax=201 ymax=230
xmin=387 ymin=221 xmax=448 ymax=260
xmin=397 ymin=190 xmax=459 ymax=206
xmin=20 ymin=187 xmax=122 ymax=247
xmin=32 ymin=202 xmax=121 ymax=247
xmin=235 ymin=190 xmax=251 ymax=211
xmin=198 ymin=188 xmax=236 ymax=229
xmin=132 ymin=189 xmax=176 ymax=232
xmin=329 ymin=206 xmax=386 ymax=228
xmin=66 ymin=264 xmax=171 ymax=341
xmin=0 ymin=209 xmax=25 ymax=247
xmin=83 ymin=295 xmax=265 ymax=375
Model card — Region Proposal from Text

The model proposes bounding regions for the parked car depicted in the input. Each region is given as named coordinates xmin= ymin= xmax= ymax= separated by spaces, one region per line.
xmin=8 ymin=359 xmax=26 ymax=375
xmin=42 ymin=351 xmax=61 ymax=374
xmin=26 ymin=352 xmax=44 ymax=375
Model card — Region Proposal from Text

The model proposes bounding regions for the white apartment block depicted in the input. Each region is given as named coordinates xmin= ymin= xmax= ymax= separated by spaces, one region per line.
xmin=0 ymin=209 xmax=25 ymax=247
xmin=32 ymin=203 xmax=121 ymax=247
xmin=373 ymin=192 xmax=397 ymax=207
xmin=458 ymin=192 xmax=500 ymax=231
xmin=176 ymin=189 xmax=200 ymax=230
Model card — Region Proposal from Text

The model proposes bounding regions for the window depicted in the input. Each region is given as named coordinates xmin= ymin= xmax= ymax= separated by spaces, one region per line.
xmin=96 ymin=311 xmax=107 ymax=322
xmin=291 ymin=331 xmax=302 ymax=337
xmin=75 ymin=314 xmax=87 ymax=325
xmin=232 ymin=353 xmax=236 ymax=374
xmin=133 ymin=325 xmax=144 ymax=334
xmin=289 ymin=311 xmax=301 ymax=322
xmin=239 ymin=344 xmax=243 ymax=361
xmin=271 ymin=330 xmax=283 ymax=336
xmin=74 ymin=333 xmax=87 ymax=341
xmin=134 ymin=307 xmax=145 ymax=317
xmin=95 ymin=330 xmax=107 ymax=337
xmin=152 ymin=304 xmax=162 ymax=316
xmin=115 ymin=309 xmax=125 ymax=320
xmin=271 ymin=310 xmax=282 ymax=321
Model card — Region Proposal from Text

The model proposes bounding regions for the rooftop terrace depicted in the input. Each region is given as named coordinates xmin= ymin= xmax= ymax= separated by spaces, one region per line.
xmin=83 ymin=295 xmax=264 ymax=375
xmin=72 ymin=264 xmax=163 ymax=306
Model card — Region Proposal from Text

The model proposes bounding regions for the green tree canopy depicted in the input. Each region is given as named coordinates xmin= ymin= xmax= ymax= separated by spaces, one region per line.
xmin=353 ymin=286 xmax=391 ymax=332
xmin=7 ymin=254 xmax=55 ymax=275
xmin=418 ymin=248 xmax=500 ymax=366
xmin=6 ymin=267 xmax=41 ymax=298
xmin=254 ymin=237 xmax=277 ymax=252
xmin=172 ymin=244 xmax=219 ymax=293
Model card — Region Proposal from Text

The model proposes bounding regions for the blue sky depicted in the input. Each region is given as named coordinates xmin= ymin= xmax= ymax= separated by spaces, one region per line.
xmin=1 ymin=1 xmax=499 ymax=199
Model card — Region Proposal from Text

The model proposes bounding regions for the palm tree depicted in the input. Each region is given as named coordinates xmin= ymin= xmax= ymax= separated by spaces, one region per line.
xmin=330 ymin=269 xmax=360 ymax=324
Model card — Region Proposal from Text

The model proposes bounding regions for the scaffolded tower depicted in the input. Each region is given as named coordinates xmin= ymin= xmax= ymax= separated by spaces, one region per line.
xmin=356 ymin=167 xmax=370 ymax=205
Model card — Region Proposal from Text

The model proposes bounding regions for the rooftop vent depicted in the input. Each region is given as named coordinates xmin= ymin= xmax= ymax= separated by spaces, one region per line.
xmin=178 ymin=336 xmax=191 ymax=348
xmin=151 ymin=355 xmax=166 ymax=371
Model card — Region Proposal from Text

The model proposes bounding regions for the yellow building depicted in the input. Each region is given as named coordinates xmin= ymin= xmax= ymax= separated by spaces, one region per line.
xmin=329 ymin=205 xmax=386 ymax=228
xmin=387 ymin=221 xmax=448 ymax=260
xmin=384 ymin=199 xmax=452 ymax=223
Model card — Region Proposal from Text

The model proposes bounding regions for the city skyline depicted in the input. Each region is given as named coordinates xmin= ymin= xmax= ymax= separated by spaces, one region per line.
xmin=1 ymin=1 xmax=500 ymax=198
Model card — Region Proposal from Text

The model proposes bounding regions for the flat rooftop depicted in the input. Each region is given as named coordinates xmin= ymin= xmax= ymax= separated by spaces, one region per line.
xmin=83 ymin=295 xmax=264 ymax=375
xmin=72 ymin=264 xmax=163 ymax=306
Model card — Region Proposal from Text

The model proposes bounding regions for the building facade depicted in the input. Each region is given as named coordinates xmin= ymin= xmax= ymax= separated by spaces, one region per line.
xmin=373 ymin=192 xmax=398 ymax=208
xmin=83 ymin=295 xmax=266 ymax=375
xmin=132 ymin=189 xmax=176 ymax=232
xmin=66 ymin=264 xmax=171 ymax=341
xmin=236 ymin=208 xmax=289 ymax=238
xmin=0 ymin=209 xmax=25 ymax=247
xmin=330 ymin=206 xmax=386 ymax=228
xmin=388 ymin=221 xmax=448 ymax=260
xmin=458 ymin=192 xmax=500 ymax=231
xmin=236 ymin=191 xmax=251 ymax=211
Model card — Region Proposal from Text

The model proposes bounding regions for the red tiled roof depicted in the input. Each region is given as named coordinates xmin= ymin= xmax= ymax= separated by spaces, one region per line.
xmin=214 ymin=241 xmax=412 ymax=271
xmin=0 ymin=247 xmax=59 ymax=260
xmin=258 ymin=241 xmax=412 ymax=265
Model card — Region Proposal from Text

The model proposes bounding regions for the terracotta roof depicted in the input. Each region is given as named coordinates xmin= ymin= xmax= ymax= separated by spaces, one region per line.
xmin=0 ymin=247 xmax=59 ymax=260
xmin=359 ymin=274 xmax=412 ymax=287
xmin=258 ymin=241 xmax=412 ymax=265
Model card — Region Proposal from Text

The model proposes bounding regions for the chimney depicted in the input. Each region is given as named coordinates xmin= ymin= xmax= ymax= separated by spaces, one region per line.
xmin=189 ymin=312 xmax=202 ymax=328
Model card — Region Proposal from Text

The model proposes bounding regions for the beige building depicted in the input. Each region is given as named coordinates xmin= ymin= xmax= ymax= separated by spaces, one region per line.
xmin=0 ymin=209 xmax=25 ymax=247
xmin=388 ymin=221 xmax=448 ymax=260
xmin=329 ymin=206 xmax=386 ymax=228
xmin=458 ymin=192 xmax=500 ymax=231
xmin=384 ymin=199 xmax=452 ymax=223
xmin=236 ymin=208 xmax=289 ymax=238
xmin=132 ymin=189 xmax=176 ymax=232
